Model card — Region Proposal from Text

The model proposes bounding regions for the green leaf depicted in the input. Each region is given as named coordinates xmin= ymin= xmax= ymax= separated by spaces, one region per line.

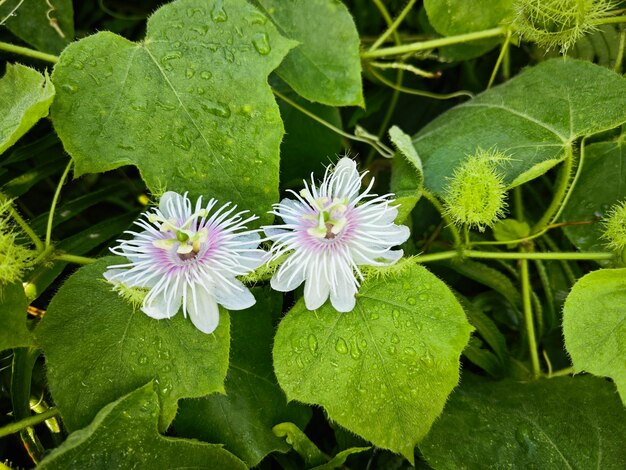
xmin=252 ymin=0 xmax=363 ymax=107
xmin=174 ymin=288 xmax=311 ymax=467
xmin=413 ymin=59 xmax=626 ymax=195
xmin=492 ymin=218 xmax=530 ymax=247
xmin=423 ymin=0 xmax=513 ymax=60
xmin=0 ymin=282 xmax=33 ymax=351
xmin=0 ymin=64 xmax=55 ymax=155
xmin=420 ymin=374 xmax=626 ymax=468
xmin=562 ymin=141 xmax=626 ymax=252
xmin=389 ymin=125 xmax=423 ymax=223
xmin=50 ymin=0 xmax=296 ymax=225
xmin=273 ymin=422 xmax=327 ymax=467
xmin=36 ymin=257 xmax=230 ymax=432
xmin=563 ymin=268 xmax=626 ymax=404
xmin=0 ymin=0 xmax=73 ymax=54
xmin=37 ymin=383 xmax=247 ymax=470
xmin=276 ymin=82 xmax=343 ymax=188
xmin=273 ymin=261 xmax=473 ymax=462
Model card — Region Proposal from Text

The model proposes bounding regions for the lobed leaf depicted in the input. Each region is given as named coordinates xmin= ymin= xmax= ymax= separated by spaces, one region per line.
xmin=273 ymin=261 xmax=473 ymax=462
xmin=413 ymin=59 xmax=626 ymax=195
xmin=563 ymin=268 xmax=626 ymax=404
xmin=50 ymin=0 xmax=297 ymax=225
xmin=36 ymin=257 xmax=230 ymax=431
xmin=37 ymin=382 xmax=246 ymax=469
xmin=420 ymin=374 xmax=626 ymax=468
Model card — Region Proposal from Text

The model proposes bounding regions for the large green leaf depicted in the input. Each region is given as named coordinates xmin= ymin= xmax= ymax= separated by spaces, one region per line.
xmin=0 ymin=282 xmax=33 ymax=351
xmin=174 ymin=288 xmax=311 ymax=467
xmin=424 ymin=0 xmax=513 ymax=60
xmin=562 ymin=141 xmax=626 ymax=252
xmin=273 ymin=261 xmax=473 ymax=462
xmin=0 ymin=64 xmax=55 ymax=155
xmin=50 ymin=0 xmax=296 ymax=224
xmin=0 ymin=0 xmax=73 ymax=54
xmin=36 ymin=257 xmax=230 ymax=432
xmin=420 ymin=374 xmax=626 ymax=468
xmin=253 ymin=0 xmax=363 ymax=107
xmin=563 ymin=268 xmax=626 ymax=404
xmin=413 ymin=59 xmax=626 ymax=195
xmin=37 ymin=383 xmax=246 ymax=470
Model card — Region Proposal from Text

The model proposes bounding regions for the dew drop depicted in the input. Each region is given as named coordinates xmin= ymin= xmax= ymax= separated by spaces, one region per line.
xmin=391 ymin=333 xmax=400 ymax=344
xmin=73 ymin=61 xmax=84 ymax=70
xmin=407 ymin=297 xmax=417 ymax=305
xmin=515 ymin=423 xmax=535 ymax=454
xmin=246 ymin=10 xmax=268 ymax=25
xmin=335 ymin=338 xmax=348 ymax=354
xmin=370 ymin=312 xmax=379 ymax=320
xmin=186 ymin=68 xmax=195 ymax=79
xmin=392 ymin=309 xmax=400 ymax=321
xmin=252 ymin=32 xmax=271 ymax=55
xmin=419 ymin=293 xmax=429 ymax=301
xmin=200 ymin=101 xmax=231 ymax=118
xmin=211 ymin=1 xmax=228 ymax=22
xmin=61 ymin=82 xmax=79 ymax=94
xmin=223 ymin=49 xmax=235 ymax=63
xmin=200 ymin=70 xmax=212 ymax=80
xmin=404 ymin=347 xmax=417 ymax=356
xmin=296 ymin=356 xmax=304 ymax=368
xmin=308 ymin=334 xmax=318 ymax=354
xmin=388 ymin=345 xmax=397 ymax=355
xmin=421 ymin=350 xmax=433 ymax=366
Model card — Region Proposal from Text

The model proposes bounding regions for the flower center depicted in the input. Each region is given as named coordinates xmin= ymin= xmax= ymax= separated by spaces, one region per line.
xmin=149 ymin=209 xmax=209 ymax=260
xmin=300 ymin=189 xmax=349 ymax=240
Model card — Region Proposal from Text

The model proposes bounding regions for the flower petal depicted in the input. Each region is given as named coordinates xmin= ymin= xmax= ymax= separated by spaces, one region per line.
xmin=142 ymin=285 xmax=182 ymax=319
xmin=159 ymin=191 xmax=190 ymax=221
xmin=271 ymin=255 xmax=306 ymax=292
xmin=304 ymin=269 xmax=330 ymax=310
xmin=187 ymin=285 xmax=220 ymax=334
xmin=214 ymin=279 xmax=256 ymax=310
xmin=330 ymin=269 xmax=357 ymax=312
xmin=331 ymin=157 xmax=361 ymax=199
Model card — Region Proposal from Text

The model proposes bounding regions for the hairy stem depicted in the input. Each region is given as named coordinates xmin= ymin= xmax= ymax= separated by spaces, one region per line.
xmin=46 ymin=160 xmax=73 ymax=247
xmin=0 ymin=407 xmax=59 ymax=439
xmin=6 ymin=204 xmax=45 ymax=251
xmin=422 ymin=190 xmax=462 ymax=247
xmin=0 ymin=41 xmax=58 ymax=63
xmin=520 ymin=254 xmax=541 ymax=378
xmin=361 ymin=26 xmax=507 ymax=59
xmin=54 ymin=253 xmax=97 ymax=265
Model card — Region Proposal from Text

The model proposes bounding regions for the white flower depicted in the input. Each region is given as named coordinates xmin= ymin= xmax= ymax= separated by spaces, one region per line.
xmin=104 ymin=191 xmax=264 ymax=334
xmin=264 ymin=157 xmax=410 ymax=312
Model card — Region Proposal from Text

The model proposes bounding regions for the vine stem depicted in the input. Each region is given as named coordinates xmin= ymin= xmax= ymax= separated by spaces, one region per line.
xmin=54 ymin=253 xmax=96 ymax=265
xmin=549 ymin=366 xmax=575 ymax=378
xmin=414 ymin=249 xmax=614 ymax=263
xmin=532 ymin=145 xmax=574 ymax=233
xmin=6 ymin=204 xmax=45 ymax=252
xmin=361 ymin=26 xmax=507 ymax=59
xmin=272 ymin=89 xmax=393 ymax=158
xmin=422 ymin=190 xmax=462 ymax=247
xmin=368 ymin=66 xmax=474 ymax=99
xmin=0 ymin=408 xmax=59 ymax=439
xmin=46 ymin=160 xmax=73 ymax=247
xmin=369 ymin=0 xmax=418 ymax=52
xmin=0 ymin=41 xmax=58 ymax=63
xmin=487 ymin=29 xmax=512 ymax=89
xmin=590 ymin=15 xmax=626 ymax=25
xmin=520 ymin=252 xmax=541 ymax=378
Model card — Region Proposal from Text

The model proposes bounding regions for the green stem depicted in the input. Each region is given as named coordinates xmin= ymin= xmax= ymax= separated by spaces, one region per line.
xmin=413 ymin=249 xmax=615 ymax=263
xmin=464 ymin=249 xmax=614 ymax=261
xmin=46 ymin=160 xmax=73 ymax=247
xmin=532 ymin=145 xmax=574 ymax=233
xmin=272 ymin=89 xmax=393 ymax=158
xmin=614 ymin=30 xmax=626 ymax=73
xmin=513 ymin=186 xmax=524 ymax=221
xmin=520 ymin=255 xmax=541 ymax=378
xmin=369 ymin=0 xmax=418 ymax=51
xmin=54 ymin=253 xmax=97 ymax=265
xmin=549 ymin=366 xmax=574 ymax=378
xmin=487 ymin=29 xmax=512 ymax=89
xmin=6 ymin=205 xmax=45 ymax=252
xmin=361 ymin=26 xmax=507 ymax=59
xmin=368 ymin=66 xmax=474 ymax=99
xmin=422 ymin=190 xmax=462 ymax=247
xmin=0 ymin=408 xmax=59 ymax=439
xmin=0 ymin=41 xmax=59 ymax=63
xmin=590 ymin=15 xmax=626 ymax=26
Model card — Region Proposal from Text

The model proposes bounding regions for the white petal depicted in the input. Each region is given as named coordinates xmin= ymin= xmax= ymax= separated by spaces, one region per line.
xmin=187 ymin=285 xmax=220 ymax=334
xmin=331 ymin=157 xmax=361 ymax=199
xmin=304 ymin=272 xmax=330 ymax=310
xmin=103 ymin=268 xmax=127 ymax=284
xmin=276 ymin=198 xmax=309 ymax=224
xmin=142 ymin=287 xmax=182 ymax=319
xmin=330 ymin=269 xmax=357 ymax=312
xmin=215 ymin=279 xmax=256 ymax=310
xmin=159 ymin=191 xmax=189 ymax=220
xmin=271 ymin=256 xmax=306 ymax=292
xmin=231 ymin=231 xmax=261 ymax=250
